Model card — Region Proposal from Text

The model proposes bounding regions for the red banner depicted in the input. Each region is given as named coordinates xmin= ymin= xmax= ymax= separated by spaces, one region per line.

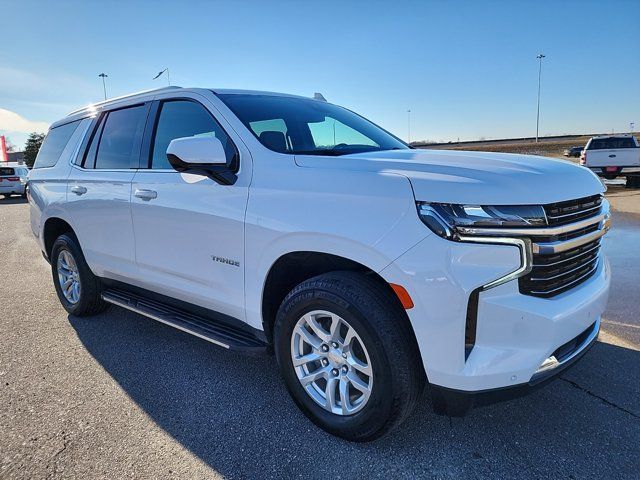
xmin=0 ymin=136 xmax=7 ymax=163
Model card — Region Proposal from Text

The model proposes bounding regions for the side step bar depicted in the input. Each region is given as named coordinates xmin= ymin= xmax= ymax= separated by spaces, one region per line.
xmin=101 ymin=289 xmax=267 ymax=355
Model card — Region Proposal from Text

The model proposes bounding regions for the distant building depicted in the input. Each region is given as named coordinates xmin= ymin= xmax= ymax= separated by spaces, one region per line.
xmin=7 ymin=151 xmax=25 ymax=164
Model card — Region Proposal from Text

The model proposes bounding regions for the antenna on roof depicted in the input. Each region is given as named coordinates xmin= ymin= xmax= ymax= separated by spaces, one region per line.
xmin=313 ymin=92 xmax=327 ymax=102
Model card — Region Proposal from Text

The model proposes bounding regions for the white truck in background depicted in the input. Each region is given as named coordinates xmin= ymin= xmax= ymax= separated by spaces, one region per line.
xmin=581 ymin=134 xmax=640 ymax=187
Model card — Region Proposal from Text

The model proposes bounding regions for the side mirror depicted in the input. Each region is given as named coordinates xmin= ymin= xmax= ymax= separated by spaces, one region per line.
xmin=166 ymin=136 xmax=237 ymax=185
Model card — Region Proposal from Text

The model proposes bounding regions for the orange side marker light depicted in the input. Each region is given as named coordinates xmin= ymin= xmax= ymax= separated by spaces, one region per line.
xmin=390 ymin=283 xmax=414 ymax=310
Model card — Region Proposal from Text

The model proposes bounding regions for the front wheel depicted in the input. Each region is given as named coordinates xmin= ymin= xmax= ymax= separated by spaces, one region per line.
xmin=274 ymin=271 xmax=425 ymax=441
xmin=50 ymin=233 xmax=107 ymax=316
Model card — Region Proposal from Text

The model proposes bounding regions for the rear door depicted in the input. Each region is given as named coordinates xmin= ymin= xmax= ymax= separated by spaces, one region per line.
xmin=65 ymin=103 xmax=150 ymax=278
xmin=129 ymin=93 xmax=250 ymax=321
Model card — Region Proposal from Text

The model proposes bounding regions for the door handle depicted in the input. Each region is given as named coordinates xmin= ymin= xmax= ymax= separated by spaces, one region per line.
xmin=134 ymin=189 xmax=158 ymax=201
xmin=608 ymin=154 xmax=616 ymax=158
xmin=70 ymin=185 xmax=87 ymax=196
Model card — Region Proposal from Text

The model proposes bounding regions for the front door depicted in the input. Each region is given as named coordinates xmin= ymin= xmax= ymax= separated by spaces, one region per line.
xmin=130 ymin=95 xmax=250 ymax=321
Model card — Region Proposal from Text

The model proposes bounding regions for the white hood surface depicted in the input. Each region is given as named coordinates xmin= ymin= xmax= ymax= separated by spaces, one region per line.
xmin=295 ymin=149 xmax=605 ymax=205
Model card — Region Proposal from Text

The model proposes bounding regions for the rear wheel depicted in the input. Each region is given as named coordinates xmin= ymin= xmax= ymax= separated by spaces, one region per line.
xmin=51 ymin=233 xmax=107 ymax=316
xmin=626 ymin=176 xmax=640 ymax=188
xmin=274 ymin=271 xmax=425 ymax=441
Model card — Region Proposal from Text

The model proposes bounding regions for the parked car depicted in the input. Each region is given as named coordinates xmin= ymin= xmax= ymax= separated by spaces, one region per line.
xmin=563 ymin=146 xmax=583 ymax=157
xmin=28 ymin=87 xmax=611 ymax=441
xmin=580 ymin=134 xmax=640 ymax=186
xmin=0 ymin=164 xmax=29 ymax=198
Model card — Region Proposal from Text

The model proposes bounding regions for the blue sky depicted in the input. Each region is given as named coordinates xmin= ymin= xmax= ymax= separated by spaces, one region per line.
xmin=1 ymin=0 xmax=639 ymax=149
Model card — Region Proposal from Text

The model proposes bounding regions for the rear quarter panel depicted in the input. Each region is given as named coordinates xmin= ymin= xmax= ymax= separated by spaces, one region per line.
xmin=28 ymin=118 xmax=92 ymax=252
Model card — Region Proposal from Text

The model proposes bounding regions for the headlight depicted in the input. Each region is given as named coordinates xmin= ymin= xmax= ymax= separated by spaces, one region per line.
xmin=417 ymin=202 xmax=546 ymax=239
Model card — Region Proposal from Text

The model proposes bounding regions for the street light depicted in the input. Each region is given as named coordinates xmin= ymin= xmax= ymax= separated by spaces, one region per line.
xmin=535 ymin=54 xmax=545 ymax=143
xmin=407 ymin=109 xmax=411 ymax=144
xmin=153 ymin=68 xmax=171 ymax=86
xmin=98 ymin=73 xmax=108 ymax=100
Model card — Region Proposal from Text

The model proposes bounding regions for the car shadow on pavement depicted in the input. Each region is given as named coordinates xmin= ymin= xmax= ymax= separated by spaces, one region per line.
xmin=69 ymin=309 xmax=640 ymax=479
xmin=0 ymin=196 xmax=28 ymax=205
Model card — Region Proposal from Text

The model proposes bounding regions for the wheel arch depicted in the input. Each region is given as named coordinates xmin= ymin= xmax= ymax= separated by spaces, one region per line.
xmin=260 ymin=251 xmax=420 ymax=354
xmin=43 ymin=217 xmax=76 ymax=260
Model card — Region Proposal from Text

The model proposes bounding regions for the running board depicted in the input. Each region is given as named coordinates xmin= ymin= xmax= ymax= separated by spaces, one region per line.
xmin=101 ymin=289 xmax=267 ymax=355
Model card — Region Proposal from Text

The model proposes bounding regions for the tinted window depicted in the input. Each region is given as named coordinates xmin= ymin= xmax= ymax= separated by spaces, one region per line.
xmin=83 ymin=116 xmax=105 ymax=168
xmin=151 ymin=100 xmax=236 ymax=169
xmin=588 ymin=137 xmax=638 ymax=150
xmin=309 ymin=117 xmax=378 ymax=149
xmin=33 ymin=120 xmax=81 ymax=169
xmin=218 ymin=93 xmax=407 ymax=156
xmin=94 ymin=105 xmax=147 ymax=169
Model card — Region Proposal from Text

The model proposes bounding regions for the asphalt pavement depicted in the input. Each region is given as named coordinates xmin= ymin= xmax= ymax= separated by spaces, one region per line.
xmin=1 ymin=197 xmax=638 ymax=479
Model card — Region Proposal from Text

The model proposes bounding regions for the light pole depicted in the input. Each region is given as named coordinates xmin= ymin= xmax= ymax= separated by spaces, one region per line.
xmin=407 ymin=109 xmax=411 ymax=144
xmin=98 ymin=73 xmax=108 ymax=100
xmin=535 ymin=54 xmax=545 ymax=143
xmin=153 ymin=68 xmax=171 ymax=86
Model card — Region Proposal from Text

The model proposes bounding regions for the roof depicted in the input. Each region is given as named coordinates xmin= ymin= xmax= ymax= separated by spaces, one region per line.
xmin=58 ymin=86 xmax=325 ymax=129
xmin=66 ymin=86 xmax=182 ymax=116
xmin=211 ymin=88 xmax=315 ymax=100
xmin=590 ymin=134 xmax=636 ymax=139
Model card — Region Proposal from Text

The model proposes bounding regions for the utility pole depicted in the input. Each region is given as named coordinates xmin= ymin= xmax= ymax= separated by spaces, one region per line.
xmin=535 ymin=54 xmax=545 ymax=143
xmin=407 ymin=109 xmax=411 ymax=144
xmin=98 ymin=73 xmax=108 ymax=100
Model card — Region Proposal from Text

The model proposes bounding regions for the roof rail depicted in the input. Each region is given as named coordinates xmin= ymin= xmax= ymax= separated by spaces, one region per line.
xmin=67 ymin=86 xmax=182 ymax=116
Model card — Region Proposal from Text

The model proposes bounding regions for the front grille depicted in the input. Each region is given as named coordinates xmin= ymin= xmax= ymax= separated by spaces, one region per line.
xmin=519 ymin=194 xmax=605 ymax=298
xmin=520 ymin=238 xmax=601 ymax=297
xmin=544 ymin=195 xmax=602 ymax=226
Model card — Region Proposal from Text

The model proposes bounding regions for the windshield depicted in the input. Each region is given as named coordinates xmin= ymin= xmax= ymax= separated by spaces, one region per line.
xmin=217 ymin=93 xmax=408 ymax=156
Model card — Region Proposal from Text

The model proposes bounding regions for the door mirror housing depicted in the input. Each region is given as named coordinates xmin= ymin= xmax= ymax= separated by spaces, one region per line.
xmin=166 ymin=136 xmax=237 ymax=185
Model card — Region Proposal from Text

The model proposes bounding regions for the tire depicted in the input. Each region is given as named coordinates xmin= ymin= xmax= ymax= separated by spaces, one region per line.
xmin=274 ymin=271 xmax=425 ymax=441
xmin=50 ymin=233 xmax=107 ymax=316
xmin=626 ymin=176 xmax=640 ymax=188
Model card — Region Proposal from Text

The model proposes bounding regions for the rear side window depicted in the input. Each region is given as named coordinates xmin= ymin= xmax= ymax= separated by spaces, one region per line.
xmin=150 ymin=100 xmax=236 ymax=169
xmin=0 ymin=167 xmax=15 ymax=176
xmin=33 ymin=120 xmax=81 ymax=169
xmin=94 ymin=105 xmax=147 ymax=169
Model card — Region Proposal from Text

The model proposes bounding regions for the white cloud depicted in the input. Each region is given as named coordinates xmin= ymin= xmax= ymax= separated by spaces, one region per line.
xmin=0 ymin=108 xmax=49 ymax=134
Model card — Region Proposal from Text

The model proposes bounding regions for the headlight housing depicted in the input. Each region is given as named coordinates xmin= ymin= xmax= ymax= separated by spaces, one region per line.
xmin=417 ymin=202 xmax=547 ymax=240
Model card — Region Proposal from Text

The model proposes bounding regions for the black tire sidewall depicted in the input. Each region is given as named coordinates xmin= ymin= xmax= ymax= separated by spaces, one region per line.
xmin=274 ymin=285 xmax=396 ymax=441
xmin=50 ymin=234 xmax=100 ymax=316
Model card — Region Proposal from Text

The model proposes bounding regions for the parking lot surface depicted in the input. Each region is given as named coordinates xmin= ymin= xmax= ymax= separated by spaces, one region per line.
xmin=1 ymin=195 xmax=638 ymax=479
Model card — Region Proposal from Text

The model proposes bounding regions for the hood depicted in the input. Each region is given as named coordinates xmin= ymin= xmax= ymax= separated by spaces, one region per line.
xmin=294 ymin=149 xmax=605 ymax=205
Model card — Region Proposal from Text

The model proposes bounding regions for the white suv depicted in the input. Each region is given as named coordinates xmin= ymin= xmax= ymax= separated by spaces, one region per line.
xmin=29 ymin=87 xmax=611 ymax=441
xmin=0 ymin=164 xmax=29 ymax=198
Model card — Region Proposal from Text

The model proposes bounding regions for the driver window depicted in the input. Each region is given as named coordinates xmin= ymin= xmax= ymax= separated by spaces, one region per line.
xmin=151 ymin=100 xmax=235 ymax=169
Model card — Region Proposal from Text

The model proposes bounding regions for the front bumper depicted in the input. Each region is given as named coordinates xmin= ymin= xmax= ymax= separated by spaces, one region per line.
xmin=429 ymin=319 xmax=599 ymax=415
xmin=589 ymin=166 xmax=640 ymax=176
xmin=382 ymin=233 xmax=610 ymax=391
